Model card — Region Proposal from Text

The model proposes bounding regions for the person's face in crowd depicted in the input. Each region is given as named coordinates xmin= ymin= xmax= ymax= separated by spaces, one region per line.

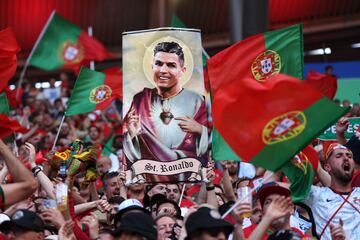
xmin=89 ymin=126 xmax=100 ymax=141
xmin=152 ymin=52 xmax=185 ymax=93
xmin=342 ymin=100 xmax=350 ymax=107
xmin=156 ymin=215 xmax=176 ymax=240
xmin=97 ymin=156 xmax=112 ymax=175
xmin=6 ymin=229 xmax=44 ymax=240
xmin=214 ymin=186 xmax=225 ymax=206
xmin=128 ymin=183 xmax=145 ymax=193
xmin=26 ymin=96 xmax=35 ymax=107
xmin=54 ymin=99 xmax=64 ymax=110
xmin=105 ymin=177 xmax=121 ymax=198
xmin=99 ymin=232 xmax=114 ymax=240
xmin=263 ymin=194 xmax=291 ymax=229
xmin=43 ymin=113 xmax=54 ymax=127
xmin=157 ymin=202 xmax=177 ymax=217
xmin=59 ymin=73 xmax=68 ymax=81
xmin=60 ymin=123 xmax=70 ymax=136
xmin=166 ymin=184 xmax=180 ymax=203
xmin=224 ymin=161 xmax=238 ymax=176
xmin=118 ymin=232 xmax=145 ymax=240
xmin=148 ymin=184 xmax=167 ymax=197
xmin=49 ymin=78 xmax=56 ymax=88
xmin=251 ymin=201 xmax=262 ymax=224
xmin=34 ymin=100 xmax=46 ymax=113
xmin=324 ymin=148 xmax=354 ymax=183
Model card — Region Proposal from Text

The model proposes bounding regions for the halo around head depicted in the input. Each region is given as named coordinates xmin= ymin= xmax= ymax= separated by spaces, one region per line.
xmin=142 ymin=36 xmax=194 ymax=87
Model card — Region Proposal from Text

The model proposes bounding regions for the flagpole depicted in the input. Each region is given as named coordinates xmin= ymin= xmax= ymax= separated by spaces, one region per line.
xmin=52 ymin=114 xmax=66 ymax=150
xmin=178 ymin=183 xmax=186 ymax=206
xmin=88 ymin=26 xmax=95 ymax=70
xmin=221 ymin=172 xmax=274 ymax=219
xmin=16 ymin=10 xmax=57 ymax=99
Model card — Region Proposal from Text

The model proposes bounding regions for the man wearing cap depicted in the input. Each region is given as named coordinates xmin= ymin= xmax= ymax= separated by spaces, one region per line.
xmin=113 ymin=212 xmax=157 ymax=240
xmin=184 ymin=207 xmax=233 ymax=240
xmin=0 ymin=209 xmax=45 ymax=240
xmin=114 ymin=199 xmax=150 ymax=228
xmin=303 ymin=143 xmax=359 ymax=239
xmin=242 ymin=183 xmax=309 ymax=240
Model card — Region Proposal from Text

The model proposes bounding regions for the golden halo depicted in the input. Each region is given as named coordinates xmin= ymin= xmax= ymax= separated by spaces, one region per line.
xmin=142 ymin=36 xmax=194 ymax=87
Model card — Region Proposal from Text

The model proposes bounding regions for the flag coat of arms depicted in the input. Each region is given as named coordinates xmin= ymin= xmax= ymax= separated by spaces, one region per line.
xmin=210 ymin=24 xmax=304 ymax=160
xmin=65 ymin=67 xmax=122 ymax=116
xmin=29 ymin=12 xmax=111 ymax=72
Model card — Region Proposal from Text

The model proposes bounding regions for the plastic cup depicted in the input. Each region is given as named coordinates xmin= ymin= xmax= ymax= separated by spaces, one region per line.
xmin=237 ymin=186 xmax=252 ymax=218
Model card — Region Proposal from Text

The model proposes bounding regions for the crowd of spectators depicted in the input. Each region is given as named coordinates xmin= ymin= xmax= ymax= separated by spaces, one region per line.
xmin=0 ymin=71 xmax=359 ymax=240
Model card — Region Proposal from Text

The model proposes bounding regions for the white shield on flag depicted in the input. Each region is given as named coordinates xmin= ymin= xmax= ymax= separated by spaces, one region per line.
xmin=260 ymin=58 xmax=272 ymax=74
xmin=64 ymin=46 xmax=79 ymax=61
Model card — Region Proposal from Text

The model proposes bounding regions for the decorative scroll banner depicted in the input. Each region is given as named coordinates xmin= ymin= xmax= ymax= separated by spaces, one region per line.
xmin=317 ymin=117 xmax=360 ymax=140
xmin=124 ymin=158 xmax=208 ymax=184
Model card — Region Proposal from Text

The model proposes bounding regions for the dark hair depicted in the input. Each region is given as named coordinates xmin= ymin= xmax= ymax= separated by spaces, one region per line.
xmin=102 ymin=171 xmax=119 ymax=189
xmin=153 ymin=42 xmax=184 ymax=67
xmin=325 ymin=65 xmax=333 ymax=71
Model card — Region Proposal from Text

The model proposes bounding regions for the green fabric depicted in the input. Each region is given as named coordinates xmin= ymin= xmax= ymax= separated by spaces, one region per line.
xmin=251 ymin=97 xmax=349 ymax=171
xmin=264 ymin=24 xmax=304 ymax=80
xmin=0 ymin=93 xmax=10 ymax=116
xmin=65 ymin=67 xmax=105 ymax=116
xmin=212 ymin=24 xmax=304 ymax=161
xmin=0 ymin=186 xmax=4 ymax=210
xmin=29 ymin=13 xmax=81 ymax=71
xmin=102 ymin=136 xmax=115 ymax=157
xmin=334 ymin=78 xmax=360 ymax=103
xmin=281 ymin=154 xmax=316 ymax=202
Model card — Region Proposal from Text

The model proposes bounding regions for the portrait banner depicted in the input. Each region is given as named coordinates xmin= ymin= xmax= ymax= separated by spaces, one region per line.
xmin=122 ymin=28 xmax=209 ymax=183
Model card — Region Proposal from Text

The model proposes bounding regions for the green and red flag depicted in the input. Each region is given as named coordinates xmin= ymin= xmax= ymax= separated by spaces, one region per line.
xmin=65 ymin=67 xmax=122 ymax=116
xmin=0 ymin=28 xmax=20 ymax=92
xmin=0 ymin=114 xmax=28 ymax=139
xmin=210 ymin=24 xmax=304 ymax=161
xmin=29 ymin=12 xmax=111 ymax=72
xmin=281 ymin=145 xmax=318 ymax=202
xmin=207 ymin=71 xmax=348 ymax=171
xmin=305 ymin=70 xmax=337 ymax=99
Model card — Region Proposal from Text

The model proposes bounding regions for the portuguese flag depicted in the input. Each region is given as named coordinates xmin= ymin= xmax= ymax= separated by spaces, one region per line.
xmin=281 ymin=145 xmax=318 ymax=202
xmin=29 ymin=11 xmax=111 ymax=72
xmin=210 ymin=24 xmax=304 ymax=161
xmin=208 ymin=72 xmax=349 ymax=171
xmin=65 ymin=67 xmax=122 ymax=116
xmin=0 ymin=28 xmax=20 ymax=92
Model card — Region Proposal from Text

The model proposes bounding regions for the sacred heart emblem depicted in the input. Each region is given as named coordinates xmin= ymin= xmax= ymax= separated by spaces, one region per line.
xmin=160 ymin=111 xmax=174 ymax=125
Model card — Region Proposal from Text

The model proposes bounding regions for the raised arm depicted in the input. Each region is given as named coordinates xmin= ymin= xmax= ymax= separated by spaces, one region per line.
xmin=0 ymin=139 xmax=38 ymax=207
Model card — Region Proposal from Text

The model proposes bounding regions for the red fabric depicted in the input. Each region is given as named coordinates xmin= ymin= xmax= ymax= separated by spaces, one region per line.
xmin=305 ymin=70 xmax=337 ymax=99
xmin=180 ymin=198 xmax=195 ymax=208
xmin=63 ymin=31 xmax=113 ymax=73
xmin=4 ymin=87 xmax=17 ymax=108
xmin=0 ymin=114 xmax=28 ymax=139
xmin=0 ymin=233 xmax=7 ymax=240
xmin=0 ymin=28 xmax=20 ymax=92
xmin=352 ymin=170 xmax=360 ymax=187
xmin=207 ymin=71 xmax=323 ymax=161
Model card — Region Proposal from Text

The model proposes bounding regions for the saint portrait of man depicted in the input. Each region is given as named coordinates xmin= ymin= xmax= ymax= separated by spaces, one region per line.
xmin=123 ymin=40 xmax=208 ymax=182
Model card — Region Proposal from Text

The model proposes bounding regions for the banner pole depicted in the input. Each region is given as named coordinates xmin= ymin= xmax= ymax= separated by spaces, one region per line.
xmin=52 ymin=114 xmax=66 ymax=150
xmin=16 ymin=10 xmax=56 ymax=99
xmin=88 ymin=26 xmax=95 ymax=70
xmin=221 ymin=172 xmax=274 ymax=218
xmin=178 ymin=183 xmax=186 ymax=206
